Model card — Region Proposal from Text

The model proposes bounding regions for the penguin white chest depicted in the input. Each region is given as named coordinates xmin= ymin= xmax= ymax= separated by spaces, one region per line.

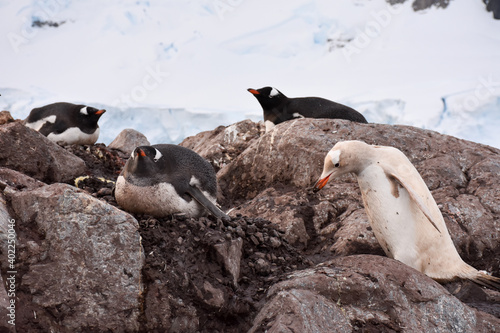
xmin=115 ymin=176 xmax=205 ymax=218
xmin=357 ymin=165 xmax=420 ymax=267
xmin=47 ymin=127 xmax=100 ymax=145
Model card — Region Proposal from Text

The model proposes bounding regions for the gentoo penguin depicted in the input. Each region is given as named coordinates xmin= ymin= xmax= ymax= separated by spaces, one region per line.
xmin=115 ymin=144 xmax=228 ymax=219
xmin=313 ymin=140 xmax=500 ymax=290
xmin=25 ymin=102 xmax=105 ymax=145
xmin=247 ymin=86 xmax=368 ymax=133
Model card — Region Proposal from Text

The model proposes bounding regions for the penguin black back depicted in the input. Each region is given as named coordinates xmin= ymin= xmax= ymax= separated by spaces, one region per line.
xmin=26 ymin=102 xmax=105 ymax=136
xmin=123 ymin=144 xmax=217 ymax=197
xmin=248 ymin=86 xmax=368 ymax=131
xmin=25 ymin=102 xmax=105 ymax=145
xmin=116 ymin=144 xmax=227 ymax=219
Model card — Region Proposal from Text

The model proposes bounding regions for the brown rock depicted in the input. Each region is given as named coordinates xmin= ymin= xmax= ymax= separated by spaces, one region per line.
xmin=0 ymin=193 xmax=16 ymax=332
xmin=0 ymin=111 xmax=15 ymax=125
xmin=0 ymin=122 xmax=87 ymax=183
xmin=108 ymin=128 xmax=150 ymax=155
xmin=180 ymin=119 xmax=264 ymax=172
xmin=216 ymin=119 xmax=500 ymax=278
xmin=143 ymin=280 xmax=199 ymax=333
xmin=213 ymin=237 xmax=243 ymax=286
xmin=250 ymin=255 xmax=500 ymax=332
xmin=8 ymin=184 xmax=144 ymax=332
xmin=0 ymin=167 xmax=45 ymax=191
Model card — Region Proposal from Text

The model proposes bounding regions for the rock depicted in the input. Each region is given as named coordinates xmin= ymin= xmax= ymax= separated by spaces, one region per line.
xmin=0 ymin=167 xmax=45 ymax=191
xmin=65 ymin=144 xmax=127 ymax=180
xmin=250 ymin=255 xmax=500 ymax=332
xmin=180 ymin=119 xmax=265 ymax=172
xmin=108 ymin=128 xmax=150 ymax=155
xmin=229 ymin=188 xmax=310 ymax=245
xmin=0 ymin=193 xmax=16 ymax=332
xmin=485 ymin=0 xmax=500 ymax=19
xmin=250 ymin=288 xmax=352 ymax=333
xmin=217 ymin=119 xmax=500 ymax=279
xmin=213 ymin=237 xmax=243 ymax=286
xmin=0 ymin=122 xmax=87 ymax=183
xmin=7 ymin=183 xmax=144 ymax=332
xmin=386 ymin=0 xmax=450 ymax=11
xmin=411 ymin=0 xmax=450 ymax=11
xmin=0 ymin=111 xmax=15 ymax=125
xmin=143 ymin=280 xmax=199 ymax=333
xmin=217 ymin=119 xmax=336 ymax=205
xmin=139 ymin=215 xmax=309 ymax=332
xmin=5 ymin=116 xmax=499 ymax=331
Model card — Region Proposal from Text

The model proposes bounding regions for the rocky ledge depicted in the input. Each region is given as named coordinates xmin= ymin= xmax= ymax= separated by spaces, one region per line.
xmin=0 ymin=116 xmax=499 ymax=332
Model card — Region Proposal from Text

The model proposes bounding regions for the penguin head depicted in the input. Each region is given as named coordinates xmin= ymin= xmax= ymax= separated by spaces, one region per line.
xmin=77 ymin=105 xmax=106 ymax=124
xmin=125 ymin=146 xmax=164 ymax=177
xmin=313 ymin=141 xmax=369 ymax=192
xmin=247 ymin=86 xmax=287 ymax=109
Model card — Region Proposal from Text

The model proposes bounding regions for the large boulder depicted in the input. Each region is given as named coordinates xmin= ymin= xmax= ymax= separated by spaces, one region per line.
xmin=209 ymin=119 xmax=500 ymax=278
xmin=249 ymin=255 xmax=500 ymax=332
xmin=0 ymin=167 xmax=45 ymax=191
xmin=0 ymin=122 xmax=87 ymax=183
xmin=180 ymin=119 xmax=265 ymax=173
xmin=7 ymin=183 xmax=144 ymax=332
xmin=0 ymin=192 xmax=16 ymax=332
xmin=108 ymin=128 xmax=151 ymax=155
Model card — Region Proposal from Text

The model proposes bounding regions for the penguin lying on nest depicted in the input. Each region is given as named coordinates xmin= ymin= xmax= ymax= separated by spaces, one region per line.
xmin=115 ymin=144 xmax=228 ymax=219
xmin=25 ymin=102 xmax=105 ymax=145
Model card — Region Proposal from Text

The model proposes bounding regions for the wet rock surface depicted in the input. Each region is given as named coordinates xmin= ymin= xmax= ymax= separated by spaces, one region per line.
xmin=0 ymin=118 xmax=498 ymax=332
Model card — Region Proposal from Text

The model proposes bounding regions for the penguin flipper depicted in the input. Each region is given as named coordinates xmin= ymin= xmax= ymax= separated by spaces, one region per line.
xmin=186 ymin=187 xmax=229 ymax=219
xmin=385 ymin=170 xmax=441 ymax=233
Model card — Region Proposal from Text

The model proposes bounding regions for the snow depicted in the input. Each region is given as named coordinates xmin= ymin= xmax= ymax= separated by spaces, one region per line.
xmin=1 ymin=0 xmax=499 ymax=148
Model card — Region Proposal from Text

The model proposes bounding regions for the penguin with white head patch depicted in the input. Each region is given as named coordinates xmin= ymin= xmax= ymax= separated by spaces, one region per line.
xmin=248 ymin=86 xmax=368 ymax=133
xmin=25 ymin=102 xmax=105 ymax=145
xmin=115 ymin=144 xmax=228 ymax=219
xmin=313 ymin=140 xmax=500 ymax=290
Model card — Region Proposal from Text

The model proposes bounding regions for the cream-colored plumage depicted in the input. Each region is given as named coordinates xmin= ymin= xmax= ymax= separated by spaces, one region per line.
xmin=314 ymin=140 xmax=499 ymax=289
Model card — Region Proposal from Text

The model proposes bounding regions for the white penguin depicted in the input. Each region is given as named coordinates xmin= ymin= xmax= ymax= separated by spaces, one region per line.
xmin=314 ymin=140 xmax=500 ymax=289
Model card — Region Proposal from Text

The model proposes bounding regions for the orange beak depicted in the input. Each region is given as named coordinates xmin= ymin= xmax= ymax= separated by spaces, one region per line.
xmin=247 ymin=88 xmax=260 ymax=95
xmin=313 ymin=173 xmax=332 ymax=192
xmin=95 ymin=109 xmax=106 ymax=115
xmin=137 ymin=149 xmax=146 ymax=157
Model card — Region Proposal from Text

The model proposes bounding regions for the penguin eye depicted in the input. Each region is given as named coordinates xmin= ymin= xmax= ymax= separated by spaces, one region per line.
xmin=334 ymin=163 xmax=340 ymax=168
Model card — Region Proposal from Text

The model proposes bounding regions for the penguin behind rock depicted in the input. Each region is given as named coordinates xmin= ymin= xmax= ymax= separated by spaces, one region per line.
xmin=25 ymin=102 xmax=106 ymax=145
xmin=115 ymin=144 xmax=228 ymax=219
xmin=247 ymin=86 xmax=368 ymax=132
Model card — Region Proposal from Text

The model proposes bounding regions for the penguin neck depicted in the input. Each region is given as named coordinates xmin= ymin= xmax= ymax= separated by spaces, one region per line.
xmin=126 ymin=159 xmax=157 ymax=180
